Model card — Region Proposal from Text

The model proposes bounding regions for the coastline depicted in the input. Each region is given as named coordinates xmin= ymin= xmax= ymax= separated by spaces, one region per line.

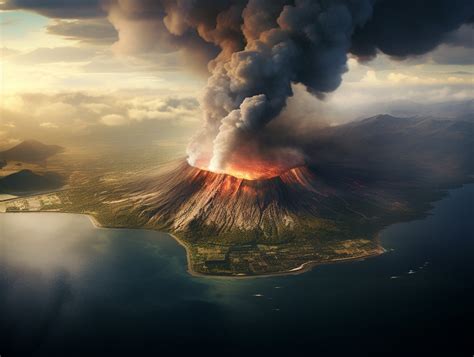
xmin=2 ymin=210 xmax=386 ymax=279
xmin=71 ymin=212 xmax=388 ymax=279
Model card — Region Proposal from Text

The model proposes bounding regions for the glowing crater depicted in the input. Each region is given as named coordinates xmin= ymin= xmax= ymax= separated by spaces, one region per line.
xmin=191 ymin=158 xmax=304 ymax=181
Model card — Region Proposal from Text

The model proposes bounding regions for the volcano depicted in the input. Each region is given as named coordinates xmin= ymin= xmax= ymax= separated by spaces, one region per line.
xmin=123 ymin=160 xmax=344 ymax=237
xmin=97 ymin=160 xmax=383 ymax=276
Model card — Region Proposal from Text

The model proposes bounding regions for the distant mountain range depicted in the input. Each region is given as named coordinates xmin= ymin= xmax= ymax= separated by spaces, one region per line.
xmin=0 ymin=169 xmax=64 ymax=193
xmin=306 ymin=114 xmax=474 ymax=183
xmin=0 ymin=140 xmax=64 ymax=163
xmin=351 ymin=99 xmax=474 ymax=122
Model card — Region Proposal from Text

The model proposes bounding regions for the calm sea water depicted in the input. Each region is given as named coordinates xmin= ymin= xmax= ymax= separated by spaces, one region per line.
xmin=1 ymin=185 xmax=473 ymax=356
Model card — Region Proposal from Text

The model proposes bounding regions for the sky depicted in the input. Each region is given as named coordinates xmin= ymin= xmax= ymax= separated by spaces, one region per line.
xmin=0 ymin=1 xmax=472 ymax=151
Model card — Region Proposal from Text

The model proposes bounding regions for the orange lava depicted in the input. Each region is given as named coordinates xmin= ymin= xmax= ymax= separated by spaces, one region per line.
xmin=186 ymin=161 xmax=315 ymax=197
xmin=217 ymin=153 xmax=305 ymax=180
xmin=191 ymin=156 xmax=305 ymax=181
xmin=190 ymin=145 xmax=307 ymax=180
xmin=225 ymin=162 xmax=285 ymax=180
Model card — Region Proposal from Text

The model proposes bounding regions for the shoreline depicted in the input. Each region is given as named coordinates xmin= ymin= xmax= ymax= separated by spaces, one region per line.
xmin=87 ymin=214 xmax=386 ymax=279
xmin=2 ymin=210 xmax=386 ymax=279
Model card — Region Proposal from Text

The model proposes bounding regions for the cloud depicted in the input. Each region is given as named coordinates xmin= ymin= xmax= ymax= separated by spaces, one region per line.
xmin=1 ymin=0 xmax=472 ymax=168
xmin=40 ymin=122 xmax=59 ymax=129
xmin=103 ymin=0 xmax=239 ymax=73
xmin=430 ymin=45 xmax=474 ymax=65
xmin=351 ymin=0 xmax=473 ymax=59
xmin=81 ymin=102 xmax=111 ymax=113
xmin=46 ymin=18 xmax=118 ymax=45
xmin=0 ymin=17 xmax=19 ymax=26
xmin=443 ymin=24 xmax=474 ymax=48
xmin=0 ymin=47 xmax=20 ymax=58
xmin=385 ymin=72 xmax=473 ymax=85
xmin=0 ymin=136 xmax=21 ymax=150
xmin=14 ymin=46 xmax=99 ymax=64
xmin=99 ymin=1 xmax=473 ymax=173
xmin=100 ymin=114 xmax=127 ymax=126
xmin=81 ymin=51 xmax=182 ymax=73
xmin=0 ymin=91 xmax=202 ymax=146
xmin=34 ymin=101 xmax=78 ymax=122
xmin=423 ymin=25 xmax=474 ymax=65
xmin=0 ymin=0 xmax=104 ymax=18
xmin=128 ymin=97 xmax=199 ymax=122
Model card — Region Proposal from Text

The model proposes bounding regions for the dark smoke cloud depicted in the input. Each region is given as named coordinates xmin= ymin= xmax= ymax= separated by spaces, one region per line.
xmin=443 ymin=24 xmax=474 ymax=48
xmin=188 ymin=0 xmax=473 ymax=171
xmin=3 ymin=0 xmax=472 ymax=174
xmin=350 ymin=0 xmax=474 ymax=59
xmin=0 ymin=0 xmax=104 ymax=18
xmin=188 ymin=0 xmax=377 ymax=172
xmin=102 ymin=0 xmax=247 ymax=71
xmin=101 ymin=0 xmax=473 ymax=174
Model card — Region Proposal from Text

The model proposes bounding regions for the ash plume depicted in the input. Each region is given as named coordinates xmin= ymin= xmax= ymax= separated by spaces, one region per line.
xmin=103 ymin=0 xmax=473 ymax=175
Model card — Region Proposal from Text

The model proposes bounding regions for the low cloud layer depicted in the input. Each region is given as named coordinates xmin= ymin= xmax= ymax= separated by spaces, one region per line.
xmin=0 ymin=0 xmax=103 ymax=18
xmin=0 ymin=92 xmax=201 ymax=149
xmin=14 ymin=46 xmax=99 ymax=64
xmin=46 ymin=18 xmax=118 ymax=45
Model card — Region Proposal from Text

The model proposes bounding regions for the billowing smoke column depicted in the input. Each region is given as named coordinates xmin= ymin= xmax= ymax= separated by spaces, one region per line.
xmin=103 ymin=0 xmax=473 ymax=179
xmin=195 ymin=0 xmax=375 ymax=175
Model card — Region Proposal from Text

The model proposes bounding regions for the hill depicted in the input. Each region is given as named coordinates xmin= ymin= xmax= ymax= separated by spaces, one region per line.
xmin=0 ymin=170 xmax=64 ymax=193
xmin=0 ymin=140 xmax=64 ymax=163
